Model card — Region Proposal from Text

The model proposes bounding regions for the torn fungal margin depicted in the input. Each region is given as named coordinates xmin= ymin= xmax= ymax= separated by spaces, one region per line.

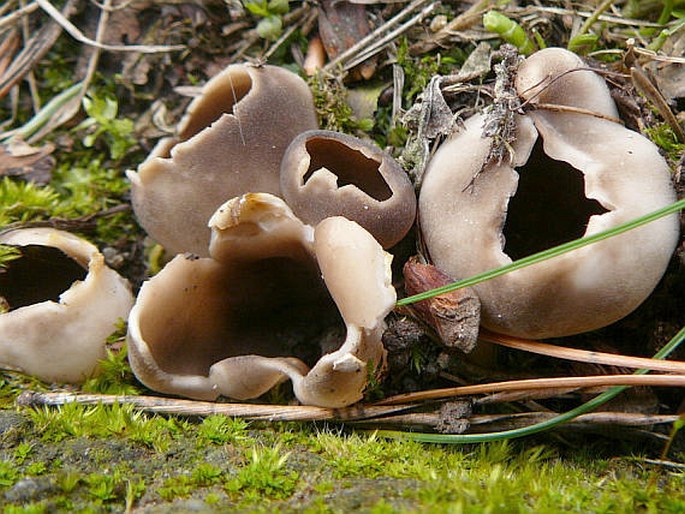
xmin=503 ymin=139 xmax=609 ymax=260
xmin=281 ymin=130 xmax=417 ymax=249
xmin=303 ymin=137 xmax=393 ymax=201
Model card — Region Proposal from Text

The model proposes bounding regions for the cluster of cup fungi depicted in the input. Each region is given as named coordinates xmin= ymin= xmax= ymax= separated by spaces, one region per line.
xmin=0 ymin=48 xmax=679 ymax=408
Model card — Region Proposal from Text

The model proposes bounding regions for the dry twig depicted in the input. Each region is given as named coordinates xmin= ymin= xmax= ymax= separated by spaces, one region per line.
xmin=17 ymin=391 xmax=414 ymax=421
xmin=0 ymin=0 xmax=78 ymax=100
xmin=34 ymin=0 xmax=184 ymax=52
xmin=480 ymin=329 xmax=685 ymax=374
xmin=377 ymin=375 xmax=685 ymax=406
xmin=409 ymin=0 xmax=495 ymax=55
xmin=322 ymin=0 xmax=436 ymax=73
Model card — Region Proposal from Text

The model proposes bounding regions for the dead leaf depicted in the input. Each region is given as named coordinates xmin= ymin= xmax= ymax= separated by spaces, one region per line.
xmin=403 ymin=257 xmax=481 ymax=353
xmin=318 ymin=0 xmax=376 ymax=80
xmin=0 ymin=140 xmax=55 ymax=184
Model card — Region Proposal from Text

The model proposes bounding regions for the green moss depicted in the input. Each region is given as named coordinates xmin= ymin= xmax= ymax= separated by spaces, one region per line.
xmin=0 ymin=4 xmax=684 ymax=512
xmin=644 ymin=123 xmax=685 ymax=162
xmin=225 ymin=445 xmax=298 ymax=501
xmin=74 ymin=94 xmax=136 ymax=161
xmin=25 ymin=402 xmax=181 ymax=453
xmin=0 ymin=178 xmax=62 ymax=226
xmin=0 ymin=459 xmax=21 ymax=487
xmin=197 ymin=415 xmax=252 ymax=445
xmin=308 ymin=76 xmax=374 ymax=135
xmin=2 ymin=407 xmax=685 ymax=512
xmin=56 ymin=471 xmax=82 ymax=494
xmin=0 ymin=156 xmax=137 ymax=245
xmin=82 ymin=337 xmax=140 ymax=396
xmin=395 ymin=38 xmax=465 ymax=106
xmin=4 ymin=504 xmax=49 ymax=514
xmin=158 ymin=463 xmax=223 ymax=500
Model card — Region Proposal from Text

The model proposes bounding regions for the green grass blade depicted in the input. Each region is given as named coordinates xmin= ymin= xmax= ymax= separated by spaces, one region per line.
xmin=377 ymin=325 xmax=685 ymax=443
xmin=397 ymin=197 xmax=685 ymax=306
xmin=0 ymin=82 xmax=83 ymax=143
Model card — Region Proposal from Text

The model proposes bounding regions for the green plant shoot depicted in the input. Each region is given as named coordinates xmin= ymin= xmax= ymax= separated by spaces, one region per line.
xmin=483 ymin=11 xmax=536 ymax=55
xmin=74 ymin=95 xmax=136 ymax=160
xmin=243 ymin=0 xmax=290 ymax=40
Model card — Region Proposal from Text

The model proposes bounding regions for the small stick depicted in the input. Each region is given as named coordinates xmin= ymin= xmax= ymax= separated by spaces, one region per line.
xmin=524 ymin=5 xmax=663 ymax=28
xmin=0 ymin=2 xmax=40 ymax=34
xmin=409 ymin=0 xmax=494 ymax=55
xmin=480 ymin=328 xmax=685 ymax=374
xmin=342 ymin=1 xmax=438 ymax=72
xmin=0 ymin=0 xmax=77 ymax=99
xmin=34 ymin=0 xmax=184 ymax=53
xmin=17 ymin=391 xmax=416 ymax=422
xmin=630 ymin=64 xmax=685 ymax=143
xmin=631 ymin=46 xmax=685 ymax=63
xmin=403 ymin=257 xmax=480 ymax=352
xmin=531 ymin=102 xmax=624 ymax=124
xmin=376 ymin=374 xmax=685 ymax=405
xmin=26 ymin=0 xmax=109 ymax=142
xmin=575 ymin=0 xmax=615 ymax=39
xmin=351 ymin=411 xmax=680 ymax=430
xmin=19 ymin=0 xmax=42 ymax=114
xmin=323 ymin=0 xmax=432 ymax=72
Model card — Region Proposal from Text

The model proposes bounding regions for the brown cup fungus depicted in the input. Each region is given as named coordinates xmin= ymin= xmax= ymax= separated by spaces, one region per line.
xmin=280 ymin=130 xmax=417 ymax=249
xmin=127 ymin=64 xmax=318 ymax=256
xmin=0 ymin=228 xmax=133 ymax=382
xmin=127 ymin=193 xmax=395 ymax=408
xmin=419 ymin=48 xmax=679 ymax=339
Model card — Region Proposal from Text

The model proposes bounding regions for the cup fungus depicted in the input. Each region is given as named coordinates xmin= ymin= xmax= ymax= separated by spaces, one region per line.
xmin=127 ymin=193 xmax=395 ymax=408
xmin=0 ymin=228 xmax=134 ymax=382
xmin=419 ymin=47 xmax=680 ymax=339
xmin=280 ymin=130 xmax=417 ymax=248
xmin=127 ymin=64 xmax=318 ymax=256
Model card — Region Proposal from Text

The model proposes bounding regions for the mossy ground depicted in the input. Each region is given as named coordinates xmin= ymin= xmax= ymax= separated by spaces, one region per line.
xmin=0 ymin=401 xmax=684 ymax=513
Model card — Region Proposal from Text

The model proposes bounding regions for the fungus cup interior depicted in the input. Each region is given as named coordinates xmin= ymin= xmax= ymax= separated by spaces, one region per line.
xmin=0 ymin=245 xmax=87 ymax=310
xmin=136 ymin=253 xmax=345 ymax=377
xmin=158 ymin=69 xmax=253 ymax=159
xmin=303 ymin=137 xmax=393 ymax=201
xmin=503 ymin=139 xmax=609 ymax=260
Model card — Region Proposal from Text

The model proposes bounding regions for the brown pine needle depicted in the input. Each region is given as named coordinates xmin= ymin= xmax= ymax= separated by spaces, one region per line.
xmin=34 ymin=0 xmax=184 ymax=53
xmin=479 ymin=328 xmax=685 ymax=374
xmin=376 ymin=374 xmax=685 ymax=405
xmin=16 ymin=391 xmax=415 ymax=422
xmin=350 ymin=411 xmax=680 ymax=430
xmin=409 ymin=0 xmax=495 ymax=55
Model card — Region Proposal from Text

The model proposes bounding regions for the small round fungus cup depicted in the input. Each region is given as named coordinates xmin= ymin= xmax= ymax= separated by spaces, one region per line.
xmin=127 ymin=193 xmax=395 ymax=408
xmin=419 ymin=48 xmax=680 ymax=339
xmin=127 ymin=64 xmax=318 ymax=256
xmin=280 ymin=130 xmax=417 ymax=249
xmin=0 ymin=228 xmax=134 ymax=382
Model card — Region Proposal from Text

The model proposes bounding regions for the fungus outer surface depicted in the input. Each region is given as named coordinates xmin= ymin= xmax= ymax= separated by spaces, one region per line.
xmin=128 ymin=64 xmax=318 ymax=256
xmin=0 ymin=228 xmax=134 ymax=382
xmin=419 ymin=48 xmax=679 ymax=339
xmin=281 ymin=130 xmax=417 ymax=248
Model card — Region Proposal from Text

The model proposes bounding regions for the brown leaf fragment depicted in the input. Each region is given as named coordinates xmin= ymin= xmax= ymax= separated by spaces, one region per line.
xmin=403 ymin=257 xmax=481 ymax=353
xmin=318 ymin=0 xmax=376 ymax=80
xmin=443 ymin=41 xmax=493 ymax=86
xmin=0 ymin=140 xmax=55 ymax=184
